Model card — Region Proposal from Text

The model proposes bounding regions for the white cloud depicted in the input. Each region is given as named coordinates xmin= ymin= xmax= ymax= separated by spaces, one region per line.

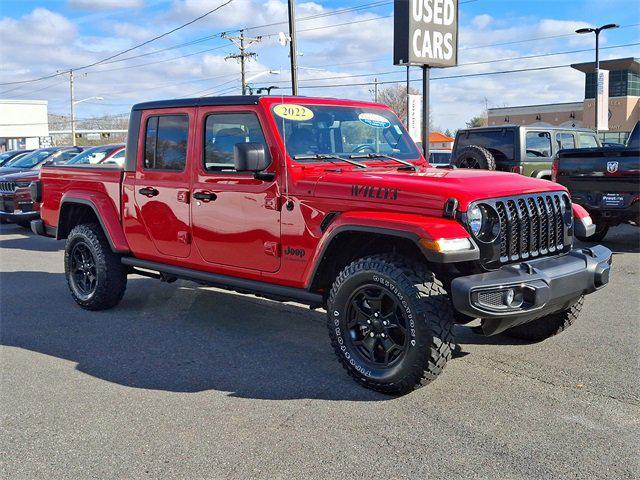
xmin=68 ymin=0 xmax=144 ymax=10
xmin=471 ymin=14 xmax=493 ymax=29
xmin=0 ymin=8 xmax=77 ymax=47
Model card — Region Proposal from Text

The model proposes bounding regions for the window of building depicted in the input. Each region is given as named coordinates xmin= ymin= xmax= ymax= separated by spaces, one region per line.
xmin=144 ymin=115 xmax=189 ymax=170
xmin=203 ymin=113 xmax=269 ymax=171
xmin=525 ymin=131 xmax=552 ymax=158
xmin=557 ymin=133 xmax=576 ymax=149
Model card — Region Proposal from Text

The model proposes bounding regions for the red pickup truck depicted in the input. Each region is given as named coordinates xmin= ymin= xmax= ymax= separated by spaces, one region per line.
xmin=32 ymin=95 xmax=611 ymax=395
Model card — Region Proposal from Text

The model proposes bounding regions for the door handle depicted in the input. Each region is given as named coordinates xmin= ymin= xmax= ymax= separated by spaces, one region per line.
xmin=193 ymin=191 xmax=217 ymax=202
xmin=139 ymin=187 xmax=159 ymax=197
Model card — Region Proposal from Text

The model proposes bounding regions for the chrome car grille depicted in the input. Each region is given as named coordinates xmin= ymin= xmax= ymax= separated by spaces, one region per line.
xmin=0 ymin=181 xmax=17 ymax=193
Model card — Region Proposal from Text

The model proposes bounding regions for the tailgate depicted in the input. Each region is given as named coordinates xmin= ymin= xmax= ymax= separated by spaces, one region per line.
xmin=556 ymin=148 xmax=639 ymax=209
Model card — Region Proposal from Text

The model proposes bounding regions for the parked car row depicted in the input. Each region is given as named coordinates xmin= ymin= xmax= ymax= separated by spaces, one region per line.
xmin=0 ymin=144 xmax=125 ymax=227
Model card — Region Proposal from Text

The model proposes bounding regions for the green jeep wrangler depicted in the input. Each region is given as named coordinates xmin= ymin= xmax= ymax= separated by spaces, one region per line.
xmin=451 ymin=125 xmax=600 ymax=179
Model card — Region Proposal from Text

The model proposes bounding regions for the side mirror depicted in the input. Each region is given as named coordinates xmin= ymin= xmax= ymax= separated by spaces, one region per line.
xmin=234 ymin=142 xmax=270 ymax=172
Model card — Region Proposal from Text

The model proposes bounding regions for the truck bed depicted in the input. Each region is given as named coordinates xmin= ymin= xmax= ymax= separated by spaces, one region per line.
xmin=40 ymin=165 xmax=124 ymax=231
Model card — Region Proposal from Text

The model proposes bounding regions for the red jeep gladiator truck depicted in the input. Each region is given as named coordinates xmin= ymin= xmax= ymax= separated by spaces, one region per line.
xmin=31 ymin=96 xmax=611 ymax=395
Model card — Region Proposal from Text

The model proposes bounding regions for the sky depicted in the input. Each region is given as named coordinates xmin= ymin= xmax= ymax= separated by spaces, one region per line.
xmin=0 ymin=0 xmax=638 ymax=130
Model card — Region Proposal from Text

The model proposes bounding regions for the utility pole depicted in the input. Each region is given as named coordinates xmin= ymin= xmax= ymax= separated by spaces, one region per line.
xmin=287 ymin=0 xmax=299 ymax=95
xmin=374 ymin=78 xmax=378 ymax=102
xmin=69 ymin=70 xmax=76 ymax=147
xmin=422 ymin=66 xmax=430 ymax=160
xmin=223 ymin=30 xmax=261 ymax=95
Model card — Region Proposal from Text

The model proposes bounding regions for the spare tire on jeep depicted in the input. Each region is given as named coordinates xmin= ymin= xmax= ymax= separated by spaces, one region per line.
xmin=452 ymin=145 xmax=496 ymax=170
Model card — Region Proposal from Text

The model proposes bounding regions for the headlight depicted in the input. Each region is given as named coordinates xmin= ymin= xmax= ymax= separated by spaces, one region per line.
xmin=468 ymin=205 xmax=483 ymax=236
xmin=467 ymin=204 xmax=500 ymax=243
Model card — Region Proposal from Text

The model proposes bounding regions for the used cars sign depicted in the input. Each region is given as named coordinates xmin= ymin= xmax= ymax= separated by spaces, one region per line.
xmin=394 ymin=0 xmax=458 ymax=67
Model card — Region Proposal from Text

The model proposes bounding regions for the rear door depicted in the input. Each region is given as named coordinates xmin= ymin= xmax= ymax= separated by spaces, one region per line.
xmin=523 ymin=130 xmax=553 ymax=177
xmin=133 ymin=109 xmax=193 ymax=258
xmin=190 ymin=105 xmax=281 ymax=272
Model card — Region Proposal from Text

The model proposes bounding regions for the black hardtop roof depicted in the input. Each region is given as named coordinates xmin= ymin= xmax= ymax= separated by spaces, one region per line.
xmin=132 ymin=95 xmax=324 ymax=111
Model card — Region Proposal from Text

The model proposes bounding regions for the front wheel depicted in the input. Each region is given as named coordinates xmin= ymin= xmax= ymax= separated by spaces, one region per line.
xmin=64 ymin=223 xmax=127 ymax=310
xmin=503 ymin=296 xmax=583 ymax=341
xmin=327 ymin=255 xmax=454 ymax=395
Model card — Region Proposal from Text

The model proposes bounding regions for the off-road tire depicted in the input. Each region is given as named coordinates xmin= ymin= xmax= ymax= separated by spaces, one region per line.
xmin=576 ymin=223 xmax=609 ymax=242
xmin=327 ymin=254 xmax=454 ymax=395
xmin=64 ymin=223 xmax=127 ymax=310
xmin=452 ymin=145 xmax=497 ymax=170
xmin=503 ymin=296 xmax=584 ymax=341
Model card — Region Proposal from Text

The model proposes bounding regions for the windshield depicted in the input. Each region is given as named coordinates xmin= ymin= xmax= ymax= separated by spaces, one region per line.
xmin=65 ymin=145 xmax=119 ymax=165
xmin=271 ymin=104 xmax=420 ymax=162
xmin=6 ymin=149 xmax=57 ymax=168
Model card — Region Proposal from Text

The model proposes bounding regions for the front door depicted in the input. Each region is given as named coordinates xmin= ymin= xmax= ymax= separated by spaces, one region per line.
xmin=134 ymin=109 xmax=193 ymax=258
xmin=191 ymin=107 xmax=281 ymax=272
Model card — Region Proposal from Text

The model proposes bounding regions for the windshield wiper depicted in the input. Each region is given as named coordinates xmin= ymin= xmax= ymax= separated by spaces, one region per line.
xmin=349 ymin=153 xmax=417 ymax=171
xmin=294 ymin=154 xmax=367 ymax=168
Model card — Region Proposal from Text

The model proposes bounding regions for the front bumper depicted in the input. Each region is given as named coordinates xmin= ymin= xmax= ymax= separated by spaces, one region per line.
xmin=451 ymin=245 xmax=612 ymax=335
xmin=0 ymin=209 xmax=39 ymax=223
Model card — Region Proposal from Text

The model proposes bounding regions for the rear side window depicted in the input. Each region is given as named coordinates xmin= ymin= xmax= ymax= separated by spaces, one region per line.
xmin=456 ymin=130 xmax=515 ymax=161
xmin=203 ymin=112 xmax=270 ymax=171
xmin=144 ymin=115 xmax=189 ymax=170
xmin=557 ymin=133 xmax=576 ymax=149
xmin=525 ymin=132 xmax=552 ymax=158
xmin=578 ymin=134 xmax=599 ymax=148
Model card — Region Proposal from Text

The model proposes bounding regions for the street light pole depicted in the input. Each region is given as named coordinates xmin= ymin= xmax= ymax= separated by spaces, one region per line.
xmin=575 ymin=23 xmax=619 ymax=134
xmin=69 ymin=70 xmax=76 ymax=146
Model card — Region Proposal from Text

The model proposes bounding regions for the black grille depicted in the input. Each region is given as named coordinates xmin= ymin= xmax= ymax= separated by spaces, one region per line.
xmin=477 ymin=191 xmax=570 ymax=265
xmin=0 ymin=181 xmax=16 ymax=193
xmin=478 ymin=290 xmax=505 ymax=307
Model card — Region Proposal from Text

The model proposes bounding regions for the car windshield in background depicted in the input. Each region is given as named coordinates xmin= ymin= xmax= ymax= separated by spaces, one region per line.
xmin=7 ymin=149 xmax=56 ymax=168
xmin=271 ymin=104 xmax=420 ymax=162
xmin=65 ymin=145 xmax=118 ymax=165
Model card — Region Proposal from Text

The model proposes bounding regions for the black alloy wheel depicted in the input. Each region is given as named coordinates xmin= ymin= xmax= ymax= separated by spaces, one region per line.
xmin=346 ymin=285 xmax=409 ymax=367
xmin=70 ymin=242 xmax=97 ymax=299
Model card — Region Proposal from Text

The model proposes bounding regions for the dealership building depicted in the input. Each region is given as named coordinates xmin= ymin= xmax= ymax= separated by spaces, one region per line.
xmin=487 ymin=57 xmax=639 ymax=144
xmin=0 ymin=99 xmax=50 ymax=151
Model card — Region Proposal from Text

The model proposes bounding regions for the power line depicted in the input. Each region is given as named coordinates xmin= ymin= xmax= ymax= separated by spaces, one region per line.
xmin=0 ymin=0 xmax=236 ymax=86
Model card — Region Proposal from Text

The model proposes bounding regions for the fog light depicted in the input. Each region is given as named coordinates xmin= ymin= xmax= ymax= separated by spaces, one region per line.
xmin=503 ymin=288 xmax=524 ymax=308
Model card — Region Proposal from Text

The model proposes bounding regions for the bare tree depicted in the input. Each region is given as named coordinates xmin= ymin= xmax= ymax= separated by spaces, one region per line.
xmin=376 ymin=84 xmax=435 ymax=130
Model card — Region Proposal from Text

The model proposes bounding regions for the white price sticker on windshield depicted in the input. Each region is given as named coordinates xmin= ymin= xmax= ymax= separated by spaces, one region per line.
xmin=273 ymin=104 xmax=314 ymax=121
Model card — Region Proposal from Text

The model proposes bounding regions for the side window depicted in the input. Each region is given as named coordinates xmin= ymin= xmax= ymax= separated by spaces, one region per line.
xmin=557 ymin=133 xmax=576 ymax=150
xmin=111 ymin=150 xmax=126 ymax=160
xmin=579 ymin=134 xmax=599 ymax=148
xmin=525 ymin=132 xmax=552 ymax=158
xmin=204 ymin=112 xmax=270 ymax=171
xmin=144 ymin=115 xmax=188 ymax=170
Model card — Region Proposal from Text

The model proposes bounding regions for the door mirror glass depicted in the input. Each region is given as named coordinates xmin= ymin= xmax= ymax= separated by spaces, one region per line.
xmin=234 ymin=142 xmax=270 ymax=172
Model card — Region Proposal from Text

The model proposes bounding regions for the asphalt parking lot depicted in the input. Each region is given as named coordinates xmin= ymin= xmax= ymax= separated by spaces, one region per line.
xmin=1 ymin=223 xmax=638 ymax=479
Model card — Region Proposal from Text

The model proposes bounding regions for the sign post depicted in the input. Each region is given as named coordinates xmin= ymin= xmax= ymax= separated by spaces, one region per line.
xmin=394 ymin=0 xmax=459 ymax=159
xmin=596 ymin=69 xmax=609 ymax=132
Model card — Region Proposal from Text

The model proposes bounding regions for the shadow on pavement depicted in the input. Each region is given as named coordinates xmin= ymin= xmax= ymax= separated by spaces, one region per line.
xmin=0 ymin=223 xmax=64 ymax=252
xmin=1 ymin=271 xmax=391 ymax=402
xmin=575 ymin=224 xmax=639 ymax=255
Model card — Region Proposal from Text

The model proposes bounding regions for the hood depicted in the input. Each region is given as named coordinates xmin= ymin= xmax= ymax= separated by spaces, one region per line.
xmin=312 ymin=167 xmax=565 ymax=212
xmin=0 ymin=170 xmax=39 ymax=182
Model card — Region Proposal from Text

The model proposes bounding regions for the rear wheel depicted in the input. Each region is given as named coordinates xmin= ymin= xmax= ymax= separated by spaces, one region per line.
xmin=64 ymin=223 xmax=127 ymax=310
xmin=576 ymin=223 xmax=609 ymax=242
xmin=503 ymin=296 xmax=583 ymax=341
xmin=452 ymin=145 xmax=496 ymax=170
xmin=327 ymin=254 xmax=454 ymax=395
